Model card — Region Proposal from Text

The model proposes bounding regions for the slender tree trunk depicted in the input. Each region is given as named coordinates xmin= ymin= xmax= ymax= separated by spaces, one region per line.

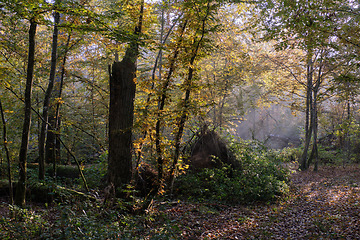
xmin=310 ymin=84 xmax=319 ymax=171
xmin=344 ymin=91 xmax=351 ymax=167
xmin=312 ymin=102 xmax=319 ymax=171
xmin=56 ymin=135 xmax=89 ymax=192
xmin=45 ymin=116 xmax=56 ymax=164
xmin=135 ymin=10 xmax=182 ymax=170
xmin=311 ymin=58 xmax=323 ymax=172
xmin=0 ymin=98 xmax=13 ymax=205
xmin=218 ymin=81 xmax=229 ymax=129
xmin=154 ymin=6 xmax=165 ymax=182
xmin=212 ymin=72 xmax=217 ymax=124
xmin=108 ymin=0 xmax=143 ymax=193
xmin=170 ymin=4 xmax=210 ymax=188
xmin=300 ymin=55 xmax=313 ymax=171
xmin=49 ymin=32 xmax=71 ymax=170
xmin=170 ymin=58 xmax=196 ymax=188
xmin=155 ymin=20 xmax=187 ymax=183
xmin=217 ymin=63 xmax=231 ymax=129
xmin=15 ymin=19 xmax=37 ymax=207
xmin=39 ymin=6 xmax=60 ymax=180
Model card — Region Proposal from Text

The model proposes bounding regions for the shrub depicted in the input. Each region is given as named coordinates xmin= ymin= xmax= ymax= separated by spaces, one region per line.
xmin=82 ymin=151 xmax=108 ymax=189
xmin=174 ymin=139 xmax=290 ymax=204
xmin=268 ymin=147 xmax=302 ymax=163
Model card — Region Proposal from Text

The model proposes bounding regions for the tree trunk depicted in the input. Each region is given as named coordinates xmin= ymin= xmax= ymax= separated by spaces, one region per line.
xmin=51 ymin=32 xmax=72 ymax=168
xmin=300 ymin=55 xmax=313 ymax=171
xmin=135 ymin=9 xmax=182 ymax=172
xmin=108 ymin=0 xmax=144 ymax=193
xmin=218 ymin=77 xmax=230 ymax=129
xmin=108 ymin=60 xmax=136 ymax=190
xmin=39 ymin=6 xmax=60 ymax=180
xmin=310 ymin=89 xmax=319 ymax=171
xmin=312 ymin=109 xmax=319 ymax=171
xmin=0 ymin=98 xmax=13 ymax=205
xmin=155 ymin=20 xmax=187 ymax=183
xmin=45 ymin=115 xmax=56 ymax=165
xmin=15 ymin=19 xmax=37 ymax=207
xmin=344 ymin=93 xmax=351 ymax=167
xmin=311 ymin=58 xmax=323 ymax=172
xmin=170 ymin=4 xmax=210 ymax=189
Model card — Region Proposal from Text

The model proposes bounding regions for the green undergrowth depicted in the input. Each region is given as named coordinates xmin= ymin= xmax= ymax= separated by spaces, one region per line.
xmin=174 ymin=140 xmax=291 ymax=204
xmin=0 ymin=141 xmax=292 ymax=239
xmin=0 ymin=200 xmax=179 ymax=240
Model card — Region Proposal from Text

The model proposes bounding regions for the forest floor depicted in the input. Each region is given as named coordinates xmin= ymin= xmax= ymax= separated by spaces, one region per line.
xmin=146 ymin=164 xmax=360 ymax=239
xmin=1 ymin=164 xmax=360 ymax=239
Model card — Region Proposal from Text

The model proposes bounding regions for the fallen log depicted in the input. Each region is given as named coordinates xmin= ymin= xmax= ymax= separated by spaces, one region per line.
xmin=0 ymin=180 xmax=97 ymax=203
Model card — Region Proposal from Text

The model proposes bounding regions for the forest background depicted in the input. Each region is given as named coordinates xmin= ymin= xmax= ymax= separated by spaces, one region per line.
xmin=0 ymin=0 xmax=359 ymax=238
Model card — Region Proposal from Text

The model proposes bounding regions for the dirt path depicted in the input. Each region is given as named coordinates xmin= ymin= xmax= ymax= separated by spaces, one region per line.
xmin=150 ymin=165 xmax=360 ymax=239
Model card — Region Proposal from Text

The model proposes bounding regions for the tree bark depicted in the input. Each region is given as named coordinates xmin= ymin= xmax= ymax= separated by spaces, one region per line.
xmin=108 ymin=0 xmax=144 ymax=193
xmin=46 ymin=55 xmax=68 ymax=171
xmin=51 ymin=31 xmax=72 ymax=167
xmin=39 ymin=5 xmax=60 ymax=179
xmin=310 ymin=88 xmax=319 ymax=171
xmin=134 ymin=12 xmax=182 ymax=171
xmin=0 ymin=98 xmax=13 ymax=205
xmin=155 ymin=20 xmax=187 ymax=182
xmin=345 ymin=97 xmax=351 ymax=165
xmin=108 ymin=59 xmax=136 ymax=190
xmin=300 ymin=55 xmax=313 ymax=171
xmin=311 ymin=57 xmax=323 ymax=172
xmin=15 ymin=18 xmax=37 ymax=207
xmin=170 ymin=3 xmax=210 ymax=189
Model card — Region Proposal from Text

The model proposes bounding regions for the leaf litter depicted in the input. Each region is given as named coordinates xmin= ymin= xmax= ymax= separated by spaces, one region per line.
xmin=1 ymin=165 xmax=360 ymax=239
xmin=145 ymin=165 xmax=360 ymax=239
